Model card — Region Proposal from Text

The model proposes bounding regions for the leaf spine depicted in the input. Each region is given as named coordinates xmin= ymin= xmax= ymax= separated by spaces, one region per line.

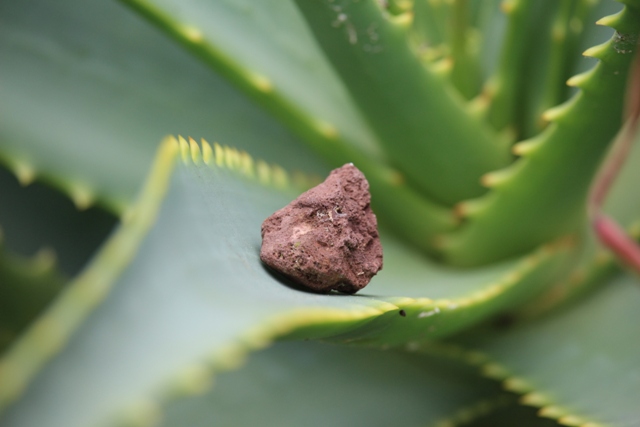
xmin=121 ymin=399 xmax=161 ymax=427
xmin=582 ymin=42 xmax=608 ymax=59
xmin=390 ymin=11 xmax=413 ymax=28
xmin=315 ymin=120 xmax=339 ymax=140
xmin=172 ymin=363 xmax=213 ymax=396
xmin=566 ymin=69 xmax=594 ymax=88
xmin=178 ymin=136 xmax=190 ymax=164
xmin=180 ymin=25 xmax=204 ymax=44
xmin=12 ymin=160 xmax=36 ymax=186
xmin=223 ymin=146 xmax=240 ymax=170
xmin=595 ymin=10 xmax=623 ymax=28
xmin=481 ymin=362 xmax=509 ymax=379
xmin=201 ymin=138 xmax=213 ymax=165
xmin=538 ymin=405 xmax=567 ymax=419
xmin=239 ymin=150 xmax=255 ymax=178
xmin=256 ymin=160 xmax=271 ymax=186
xmin=512 ymin=138 xmax=542 ymax=156
xmin=558 ymin=415 xmax=586 ymax=426
xmin=69 ymin=182 xmax=95 ymax=210
xmin=248 ymin=72 xmax=273 ymax=93
xmin=520 ymin=392 xmax=551 ymax=407
xmin=271 ymin=164 xmax=289 ymax=189
xmin=213 ymin=142 xmax=225 ymax=167
xmin=188 ymin=137 xmax=202 ymax=164
xmin=502 ymin=376 xmax=531 ymax=393
xmin=480 ymin=165 xmax=517 ymax=188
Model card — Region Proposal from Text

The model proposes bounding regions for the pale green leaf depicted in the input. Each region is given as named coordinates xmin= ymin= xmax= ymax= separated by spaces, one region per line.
xmin=0 ymin=138 xmax=575 ymax=426
xmin=464 ymin=273 xmax=640 ymax=426
xmin=293 ymin=0 xmax=510 ymax=205
xmin=0 ymin=0 xmax=326 ymax=212
xmin=160 ymin=341 xmax=502 ymax=427
xmin=118 ymin=0 xmax=382 ymax=158
xmin=0 ymin=167 xmax=115 ymax=276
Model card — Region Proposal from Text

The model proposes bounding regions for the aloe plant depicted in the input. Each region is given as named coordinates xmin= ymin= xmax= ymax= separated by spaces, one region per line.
xmin=1 ymin=0 xmax=640 ymax=425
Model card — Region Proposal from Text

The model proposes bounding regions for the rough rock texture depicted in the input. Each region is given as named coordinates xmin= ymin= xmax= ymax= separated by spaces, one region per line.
xmin=260 ymin=164 xmax=383 ymax=294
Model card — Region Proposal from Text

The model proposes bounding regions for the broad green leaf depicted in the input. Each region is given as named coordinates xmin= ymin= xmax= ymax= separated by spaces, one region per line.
xmin=160 ymin=341 xmax=503 ymax=427
xmin=447 ymin=0 xmax=484 ymax=100
xmin=571 ymin=0 xmax=626 ymax=76
xmin=118 ymin=0 xmax=382 ymax=158
xmin=119 ymin=0 xmax=458 ymax=255
xmin=519 ymin=115 xmax=640 ymax=319
xmin=518 ymin=0 xmax=598 ymax=139
xmin=412 ymin=0 xmax=484 ymax=99
xmin=461 ymin=273 xmax=640 ymax=426
xmin=441 ymin=2 xmax=640 ymax=266
xmin=468 ymin=398 xmax=565 ymax=427
xmin=293 ymin=0 xmax=510 ymax=206
xmin=472 ymin=0 xmax=507 ymax=81
xmin=482 ymin=0 xmax=559 ymax=136
xmin=412 ymin=0 xmax=450 ymax=48
xmin=0 ymin=166 xmax=116 ymax=276
xmin=0 ymin=0 xmax=326 ymax=212
xmin=0 ymin=138 xmax=575 ymax=426
xmin=0 ymin=244 xmax=65 ymax=353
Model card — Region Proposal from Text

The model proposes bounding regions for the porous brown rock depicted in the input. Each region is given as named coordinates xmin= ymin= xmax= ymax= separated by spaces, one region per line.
xmin=260 ymin=164 xmax=383 ymax=294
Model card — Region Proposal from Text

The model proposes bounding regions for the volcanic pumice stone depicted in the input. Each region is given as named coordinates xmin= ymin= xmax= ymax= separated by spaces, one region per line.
xmin=260 ymin=163 xmax=383 ymax=294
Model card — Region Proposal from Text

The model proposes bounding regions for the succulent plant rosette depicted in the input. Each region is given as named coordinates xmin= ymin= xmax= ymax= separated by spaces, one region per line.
xmin=1 ymin=0 xmax=640 ymax=426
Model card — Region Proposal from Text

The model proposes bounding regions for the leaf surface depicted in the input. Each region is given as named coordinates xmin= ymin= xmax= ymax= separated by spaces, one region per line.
xmin=442 ymin=2 xmax=640 ymax=266
xmin=0 ymin=138 xmax=575 ymax=426
xmin=160 ymin=341 xmax=502 ymax=427
xmin=293 ymin=0 xmax=510 ymax=205
xmin=0 ymin=167 xmax=116 ymax=276
xmin=0 ymin=245 xmax=65 ymax=353
xmin=464 ymin=273 xmax=640 ymax=426
xmin=0 ymin=0 xmax=326 ymax=212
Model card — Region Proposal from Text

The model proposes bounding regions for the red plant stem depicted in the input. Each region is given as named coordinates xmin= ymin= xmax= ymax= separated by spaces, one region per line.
xmin=588 ymin=42 xmax=640 ymax=274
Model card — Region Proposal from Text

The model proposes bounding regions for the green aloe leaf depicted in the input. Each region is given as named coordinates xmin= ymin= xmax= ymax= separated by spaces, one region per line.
xmin=0 ymin=0 xmax=326 ymax=212
xmin=0 ymin=167 xmax=116 ymax=276
xmin=481 ymin=0 xmax=564 ymax=137
xmin=0 ymin=138 xmax=575 ymax=426
xmin=1 ymin=0 xmax=456 ymax=255
xmin=467 ymin=398 xmax=567 ymax=427
xmin=519 ymin=116 xmax=640 ymax=319
xmin=293 ymin=0 xmax=510 ymax=206
xmin=118 ymin=0 xmax=382 ymax=158
xmin=460 ymin=273 xmax=640 ymax=426
xmin=410 ymin=0 xmax=485 ymax=100
xmin=441 ymin=2 xmax=640 ymax=266
xmin=0 ymin=245 xmax=65 ymax=353
xmin=519 ymin=0 xmax=599 ymax=139
xmin=445 ymin=126 xmax=640 ymax=422
xmin=2 ymin=0 xmax=640 ymax=425
xmin=159 ymin=341 xmax=503 ymax=427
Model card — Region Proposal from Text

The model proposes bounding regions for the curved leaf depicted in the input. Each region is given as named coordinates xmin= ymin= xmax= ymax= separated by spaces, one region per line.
xmin=0 ymin=244 xmax=65 ymax=353
xmin=118 ymin=0 xmax=382 ymax=158
xmin=462 ymin=273 xmax=640 ymax=426
xmin=481 ymin=0 xmax=555 ymax=136
xmin=442 ymin=2 xmax=640 ymax=266
xmin=0 ymin=167 xmax=116 ymax=276
xmin=0 ymin=0 xmax=326 ymax=212
xmin=293 ymin=0 xmax=510 ymax=206
xmin=518 ymin=92 xmax=640 ymax=318
xmin=0 ymin=137 xmax=576 ymax=426
xmin=160 ymin=341 xmax=503 ymax=427
xmin=515 ymin=0 xmax=599 ymax=139
xmin=118 ymin=0 xmax=458 ymax=257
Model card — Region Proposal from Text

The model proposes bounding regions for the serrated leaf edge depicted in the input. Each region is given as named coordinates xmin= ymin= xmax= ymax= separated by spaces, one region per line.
xmin=406 ymin=341 xmax=607 ymax=427
xmin=0 ymin=137 xmax=179 ymax=414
